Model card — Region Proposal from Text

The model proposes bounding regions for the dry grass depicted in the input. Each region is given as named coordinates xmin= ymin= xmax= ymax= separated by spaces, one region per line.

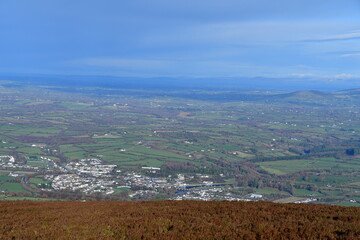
xmin=0 ymin=200 xmax=359 ymax=239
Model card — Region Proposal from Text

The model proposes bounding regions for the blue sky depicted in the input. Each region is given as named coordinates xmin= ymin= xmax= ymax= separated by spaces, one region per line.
xmin=1 ymin=0 xmax=360 ymax=80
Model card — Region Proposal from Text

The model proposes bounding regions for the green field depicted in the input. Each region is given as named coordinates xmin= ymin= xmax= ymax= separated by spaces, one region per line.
xmin=0 ymin=83 xmax=359 ymax=204
xmin=0 ymin=183 xmax=28 ymax=193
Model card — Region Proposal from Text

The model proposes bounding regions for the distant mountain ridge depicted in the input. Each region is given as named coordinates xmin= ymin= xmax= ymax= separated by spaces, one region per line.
xmin=272 ymin=90 xmax=333 ymax=99
xmin=336 ymin=88 xmax=360 ymax=96
xmin=1 ymin=75 xmax=360 ymax=104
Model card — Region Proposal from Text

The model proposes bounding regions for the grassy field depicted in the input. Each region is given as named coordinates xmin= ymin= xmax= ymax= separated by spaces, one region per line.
xmin=0 ymin=84 xmax=360 ymax=203
xmin=0 ymin=183 xmax=28 ymax=193
xmin=259 ymin=157 xmax=358 ymax=175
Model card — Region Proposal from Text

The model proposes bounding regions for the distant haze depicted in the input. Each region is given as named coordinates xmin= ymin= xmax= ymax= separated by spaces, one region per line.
xmin=1 ymin=74 xmax=359 ymax=91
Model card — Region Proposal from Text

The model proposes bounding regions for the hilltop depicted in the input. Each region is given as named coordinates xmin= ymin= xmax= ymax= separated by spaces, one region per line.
xmin=336 ymin=88 xmax=360 ymax=96
xmin=0 ymin=201 xmax=359 ymax=239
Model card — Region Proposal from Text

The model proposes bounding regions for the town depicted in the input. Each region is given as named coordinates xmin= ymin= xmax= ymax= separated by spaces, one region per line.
xmin=0 ymin=154 xmax=270 ymax=201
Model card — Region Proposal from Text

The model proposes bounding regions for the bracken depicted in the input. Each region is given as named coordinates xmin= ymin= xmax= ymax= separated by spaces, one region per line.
xmin=0 ymin=200 xmax=359 ymax=239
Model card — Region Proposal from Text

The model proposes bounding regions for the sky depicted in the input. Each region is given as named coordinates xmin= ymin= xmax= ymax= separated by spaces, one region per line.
xmin=0 ymin=0 xmax=360 ymax=80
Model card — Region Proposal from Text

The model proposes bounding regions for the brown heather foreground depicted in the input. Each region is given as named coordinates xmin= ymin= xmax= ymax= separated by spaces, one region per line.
xmin=0 ymin=201 xmax=359 ymax=240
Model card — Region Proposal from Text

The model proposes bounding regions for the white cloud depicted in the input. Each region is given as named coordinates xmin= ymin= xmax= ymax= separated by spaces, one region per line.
xmin=341 ymin=52 xmax=360 ymax=57
xmin=304 ymin=31 xmax=360 ymax=42
xmin=66 ymin=58 xmax=172 ymax=69
xmin=289 ymin=73 xmax=315 ymax=78
xmin=331 ymin=73 xmax=358 ymax=79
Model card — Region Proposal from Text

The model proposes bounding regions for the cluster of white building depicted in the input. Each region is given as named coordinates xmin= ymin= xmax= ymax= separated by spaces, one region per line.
xmin=0 ymin=155 xmax=41 ymax=170
xmin=172 ymin=187 xmax=253 ymax=201
xmin=65 ymin=158 xmax=116 ymax=177
xmin=49 ymin=158 xmax=118 ymax=194
xmin=51 ymin=174 xmax=115 ymax=194
xmin=124 ymin=171 xmax=171 ymax=189
xmin=294 ymin=198 xmax=317 ymax=204
xmin=129 ymin=190 xmax=158 ymax=198
xmin=0 ymin=154 xmax=325 ymax=203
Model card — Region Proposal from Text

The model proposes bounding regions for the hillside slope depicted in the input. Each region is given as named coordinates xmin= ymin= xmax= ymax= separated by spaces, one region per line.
xmin=0 ymin=201 xmax=359 ymax=239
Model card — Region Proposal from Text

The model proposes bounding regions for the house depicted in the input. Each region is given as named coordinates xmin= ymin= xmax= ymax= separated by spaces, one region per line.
xmin=249 ymin=193 xmax=263 ymax=199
